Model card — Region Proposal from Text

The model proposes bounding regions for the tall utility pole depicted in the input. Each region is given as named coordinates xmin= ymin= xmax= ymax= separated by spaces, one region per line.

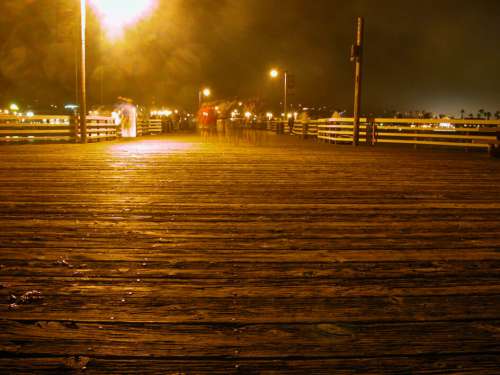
xmin=100 ymin=29 xmax=104 ymax=105
xmin=351 ymin=17 xmax=364 ymax=146
xmin=283 ymin=71 xmax=288 ymax=118
xmin=79 ymin=0 xmax=87 ymax=143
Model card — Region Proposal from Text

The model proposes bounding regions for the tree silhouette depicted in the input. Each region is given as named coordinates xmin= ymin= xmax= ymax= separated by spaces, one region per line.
xmin=478 ymin=109 xmax=485 ymax=119
xmin=460 ymin=109 xmax=465 ymax=119
xmin=495 ymin=111 xmax=500 ymax=120
xmin=485 ymin=112 xmax=492 ymax=120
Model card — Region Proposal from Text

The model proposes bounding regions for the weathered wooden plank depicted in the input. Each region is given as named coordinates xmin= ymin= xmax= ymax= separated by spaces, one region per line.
xmin=1 ymin=256 xmax=499 ymax=279
xmin=2 ymin=206 xmax=500 ymax=222
xmin=2 ymin=219 xmax=500 ymax=233
xmin=1 ymin=320 xmax=499 ymax=358
xmin=2 ymin=237 xmax=499 ymax=252
xmin=1 ymin=246 xmax=499 ymax=281
xmin=1 ymin=355 xmax=499 ymax=374
xmin=2 ymin=276 xmax=500 ymax=297
xmin=1 ymin=247 xmax=499 ymax=262
xmin=0 ymin=229 xmax=498 ymax=246
xmin=1 ymin=277 xmax=499 ymax=323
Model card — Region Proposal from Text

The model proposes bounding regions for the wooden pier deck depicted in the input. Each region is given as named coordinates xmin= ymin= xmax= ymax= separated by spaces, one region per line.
xmin=0 ymin=132 xmax=499 ymax=373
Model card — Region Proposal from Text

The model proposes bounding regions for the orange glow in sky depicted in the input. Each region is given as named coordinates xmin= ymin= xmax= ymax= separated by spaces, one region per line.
xmin=88 ymin=0 xmax=158 ymax=40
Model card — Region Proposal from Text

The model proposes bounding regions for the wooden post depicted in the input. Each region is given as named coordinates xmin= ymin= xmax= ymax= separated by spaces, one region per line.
xmin=79 ymin=0 xmax=87 ymax=143
xmin=71 ymin=112 xmax=78 ymax=143
xmin=352 ymin=17 xmax=364 ymax=146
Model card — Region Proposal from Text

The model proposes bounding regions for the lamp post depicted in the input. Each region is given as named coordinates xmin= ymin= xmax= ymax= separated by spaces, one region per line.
xmin=198 ymin=87 xmax=211 ymax=109
xmin=79 ymin=0 xmax=87 ymax=143
xmin=270 ymin=68 xmax=288 ymax=119
xmin=78 ymin=1 xmax=157 ymax=142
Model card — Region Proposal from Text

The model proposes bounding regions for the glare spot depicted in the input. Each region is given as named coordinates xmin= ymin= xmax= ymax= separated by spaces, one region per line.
xmin=89 ymin=0 xmax=158 ymax=40
xmin=109 ymin=140 xmax=195 ymax=157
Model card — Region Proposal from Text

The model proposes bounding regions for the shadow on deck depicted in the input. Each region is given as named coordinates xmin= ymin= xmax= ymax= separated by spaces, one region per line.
xmin=0 ymin=133 xmax=499 ymax=373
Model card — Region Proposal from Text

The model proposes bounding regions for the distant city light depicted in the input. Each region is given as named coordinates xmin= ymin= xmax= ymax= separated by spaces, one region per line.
xmin=244 ymin=111 xmax=252 ymax=118
xmin=26 ymin=111 xmax=34 ymax=117
xmin=151 ymin=109 xmax=173 ymax=117
xmin=10 ymin=104 xmax=19 ymax=112
xmin=266 ymin=112 xmax=273 ymax=120
xmin=65 ymin=104 xmax=79 ymax=110
xmin=439 ymin=122 xmax=454 ymax=128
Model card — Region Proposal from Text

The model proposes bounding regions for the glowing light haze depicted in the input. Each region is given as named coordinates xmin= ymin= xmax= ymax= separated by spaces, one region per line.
xmin=88 ymin=0 xmax=158 ymax=40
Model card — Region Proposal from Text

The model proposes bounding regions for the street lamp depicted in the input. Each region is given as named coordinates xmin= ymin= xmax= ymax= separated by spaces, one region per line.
xmin=199 ymin=87 xmax=211 ymax=108
xmin=269 ymin=68 xmax=288 ymax=119
xmin=79 ymin=0 xmax=158 ymax=143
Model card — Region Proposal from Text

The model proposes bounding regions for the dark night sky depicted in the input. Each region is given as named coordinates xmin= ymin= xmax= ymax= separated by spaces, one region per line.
xmin=1 ymin=0 xmax=500 ymax=115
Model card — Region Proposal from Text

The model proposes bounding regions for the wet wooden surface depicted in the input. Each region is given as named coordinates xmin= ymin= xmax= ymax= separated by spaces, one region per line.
xmin=0 ymin=132 xmax=499 ymax=373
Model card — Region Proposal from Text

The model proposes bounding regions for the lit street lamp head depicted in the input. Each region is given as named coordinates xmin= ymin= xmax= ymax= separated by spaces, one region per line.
xmin=88 ymin=0 xmax=159 ymax=40
xmin=202 ymin=88 xmax=211 ymax=97
xmin=269 ymin=68 xmax=288 ymax=118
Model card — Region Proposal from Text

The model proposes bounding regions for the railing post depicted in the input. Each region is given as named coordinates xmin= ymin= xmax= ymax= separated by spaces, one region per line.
xmin=303 ymin=121 xmax=309 ymax=139
xmin=366 ymin=119 xmax=377 ymax=146
xmin=71 ymin=113 xmax=79 ymax=143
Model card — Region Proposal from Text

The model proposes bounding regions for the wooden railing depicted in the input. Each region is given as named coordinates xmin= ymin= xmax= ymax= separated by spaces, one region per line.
xmin=0 ymin=114 xmax=119 ymax=143
xmin=266 ymin=120 xmax=290 ymax=134
xmin=312 ymin=118 xmax=500 ymax=152
xmin=148 ymin=118 xmax=163 ymax=134
xmin=137 ymin=118 xmax=148 ymax=137
xmin=76 ymin=115 xmax=119 ymax=142
xmin=0 ymin=115 xmax=73 ymax=142
xmin=137 ymin=117 xmax=163 ymax=136
xmin=291 ymin=121 xmax=318 ymax=138
xmin=0 ymin=114 xmax=175 ymax=144
xmin=257 ymin=117 xmax=500 ymax=154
